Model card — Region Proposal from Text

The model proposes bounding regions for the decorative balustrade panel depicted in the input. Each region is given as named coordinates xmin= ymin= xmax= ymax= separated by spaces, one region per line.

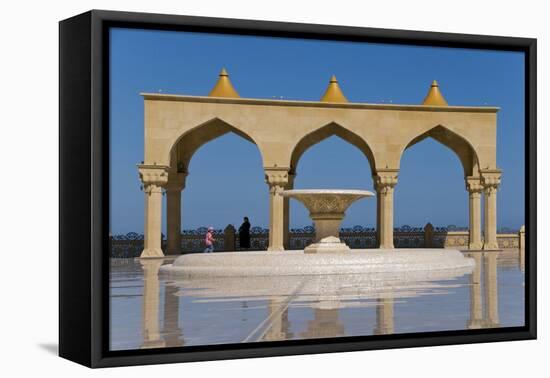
xmin=497 ymin=234 xmax=520 ymax=249
xmin=110 ymin=225 xmax=521 ymax=257
xmin=442 ymin=231 xmax=470 ymax=248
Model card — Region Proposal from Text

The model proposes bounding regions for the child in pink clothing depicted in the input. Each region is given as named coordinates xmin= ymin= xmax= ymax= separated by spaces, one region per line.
xmin=204 ymin=227 xmax=215 ymax=253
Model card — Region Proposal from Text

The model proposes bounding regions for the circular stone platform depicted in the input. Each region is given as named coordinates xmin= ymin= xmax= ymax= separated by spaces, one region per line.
xmin=159 ymin=249 xmax=475 ymax=278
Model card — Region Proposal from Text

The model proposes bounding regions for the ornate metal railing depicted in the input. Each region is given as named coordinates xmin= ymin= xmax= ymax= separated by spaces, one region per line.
xmin=110 ymin=232 xmax=149 ymax=259
xmin=110 ymin=224 xmax=523 ymax=257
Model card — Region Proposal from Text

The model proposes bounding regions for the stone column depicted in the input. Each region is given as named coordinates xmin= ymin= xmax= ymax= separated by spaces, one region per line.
xmin=265 ymin=168 xmax=290 ymax=251
xmin=466 ymin=177 xmax=483 ymax=250
xmin=138 ymin=165 xmax=169 ymax=258
xmin=283 ymin=173 xmax=295 ymax=250
xmin=374 ymin=170 xmax=398 ymax=249
xmin=165 ymin=172 xmax=187 ymax=255
xmin=376 ymin=191 xmax=381 ymax=246
xmin=482 ymin=171 xmax=502 ymax=250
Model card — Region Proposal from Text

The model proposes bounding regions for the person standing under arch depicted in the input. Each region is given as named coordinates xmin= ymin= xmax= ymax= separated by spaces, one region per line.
xmin=238 ymin=217 xmax=251 ymax=249
xmin=204 ymin=227 xmax=215 ymax=253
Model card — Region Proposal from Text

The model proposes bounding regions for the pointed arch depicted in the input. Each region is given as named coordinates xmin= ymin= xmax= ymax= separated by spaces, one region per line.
xmin=168 ymin=118 xmax=262 ymax=173
xmin=290 ymin=122 xmax=376 ymax=174
xmin=401 ymin=125 xmax=480 ymax=177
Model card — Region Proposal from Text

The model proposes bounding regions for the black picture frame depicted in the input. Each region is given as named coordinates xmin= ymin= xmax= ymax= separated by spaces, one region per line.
xmin=59 ymin=9 xmax=537 ymax=368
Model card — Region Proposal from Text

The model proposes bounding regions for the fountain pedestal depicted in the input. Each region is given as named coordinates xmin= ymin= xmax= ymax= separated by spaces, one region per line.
xmin=305 ymin=236 xmax=350 ymax=254
xmin=282 ymin=189 xmax=374 ymax=254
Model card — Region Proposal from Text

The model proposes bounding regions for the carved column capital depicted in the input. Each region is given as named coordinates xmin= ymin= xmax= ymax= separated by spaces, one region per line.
xmin=481 ymin=170 xmax=502 ymax=192
xmin=466 ymin=176 xmax=483 ymax=194
xmin=265 ymin=167 xmax=290 ymax=194
xmin=373 ymin=170 xmax=398 ymax=194
xmin=138 ymin=164 xmax=169 ymax=193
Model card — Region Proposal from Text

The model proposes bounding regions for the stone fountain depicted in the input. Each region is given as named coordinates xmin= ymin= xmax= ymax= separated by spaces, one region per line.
xmin=282 ymin=189 xmax=374 ymax=253
xmin=160 ymin=188 xmax=475 ymax=278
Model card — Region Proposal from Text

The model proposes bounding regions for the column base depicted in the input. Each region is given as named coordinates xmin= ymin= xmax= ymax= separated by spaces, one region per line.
xmin=482 ymin=242 xmax=500 ymax=251
xmin=267 ymin=246 xmax=285 ymax=252
xmin=379 ymin=242 xmax=394 ymax=249
xmin=469 ymin=242 xmax=483 ymax=250
xmin=140 ymin=248 xmax=165 ymax=258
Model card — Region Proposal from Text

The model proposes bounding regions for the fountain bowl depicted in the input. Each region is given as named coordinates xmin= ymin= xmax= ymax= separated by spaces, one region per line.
xmin=282 ymin=189 xmax=374 ymax=253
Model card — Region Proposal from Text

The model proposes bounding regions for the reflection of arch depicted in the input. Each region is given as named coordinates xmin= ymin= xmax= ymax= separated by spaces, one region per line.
xmin=169 ymin=118 xmax=262 ymax=172
xmin=401 ymin=125 xmax=479 ymax=176
xmin=290 ymin=122 xmax=376 ymax=174
xmin=466 ymin=252 xmax=500 ymax=329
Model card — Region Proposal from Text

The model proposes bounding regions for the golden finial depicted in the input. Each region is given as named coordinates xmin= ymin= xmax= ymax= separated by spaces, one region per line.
xmin=320 ymin=75 xmax=348 ymax=103
xmin=422 ymin=80 xmax=448 ymax=106
xmin=209 ymin=68 xmax=240 ymax=98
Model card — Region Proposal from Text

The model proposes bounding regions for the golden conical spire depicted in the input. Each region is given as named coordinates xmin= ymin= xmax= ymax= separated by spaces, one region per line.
xmin=209 ymin=68 xmax=240 ymax=98
xmin=320 ymin=75 xmax=348 ymax=103
xmin=422 ymin=80 xmax=448 ymax=106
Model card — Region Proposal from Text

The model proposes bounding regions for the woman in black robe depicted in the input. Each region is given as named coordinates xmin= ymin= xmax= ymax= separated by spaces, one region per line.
xmin=238 ymin=217 xmax=251 ymax=249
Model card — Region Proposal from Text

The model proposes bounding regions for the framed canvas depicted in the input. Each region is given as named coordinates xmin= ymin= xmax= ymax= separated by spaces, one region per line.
xmin=59 ymin=9 xmax=537 ymax=368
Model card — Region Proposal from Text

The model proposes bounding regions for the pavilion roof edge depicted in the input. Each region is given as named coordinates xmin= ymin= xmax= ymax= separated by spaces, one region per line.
xmin=139 ymin=93 xmax=500 ymax=113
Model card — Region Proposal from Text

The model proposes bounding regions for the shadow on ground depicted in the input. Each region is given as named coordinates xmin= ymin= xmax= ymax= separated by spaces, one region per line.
xmin=38 ymin=343 xmax=58 ymax=355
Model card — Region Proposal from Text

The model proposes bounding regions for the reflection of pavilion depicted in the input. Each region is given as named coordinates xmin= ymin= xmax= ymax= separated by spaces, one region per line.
xmin=262 ymin=298 xmax=293 ymax=341
xmin=300 ymin=309 xmax=345 ymax=339
xmin=140 ymin=260 xmax=165 ymax=349
xmin=262 ymin=297 xmax=396 ymax=341
xmin=161 ymin=284 xmax=184 ymax=347
xmin=298 ymin=301 xmax=345 ymax=339
xmin=140 ymin=260 xmax=184 ymax=349
xmin=138 ymin=256 xmax=504 ymax=346
xmin=159 ymin=265 xmax=472 ymax=344
xmin=374 ymin=297 xmax=395 ymax=335
xmin=467 ymin=252 xmax=500 ymax=329
xmin=138 ymin=70 xmax=502 ymax=257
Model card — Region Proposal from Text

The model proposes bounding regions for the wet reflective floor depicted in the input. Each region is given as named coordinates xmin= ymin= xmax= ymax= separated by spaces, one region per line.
xmin=109 ymin=249 xmax=525 ymax=351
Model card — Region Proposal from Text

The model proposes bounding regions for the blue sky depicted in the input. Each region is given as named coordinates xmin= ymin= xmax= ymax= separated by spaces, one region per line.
xmin=110 ymin=28 xmax=525 ymax=234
